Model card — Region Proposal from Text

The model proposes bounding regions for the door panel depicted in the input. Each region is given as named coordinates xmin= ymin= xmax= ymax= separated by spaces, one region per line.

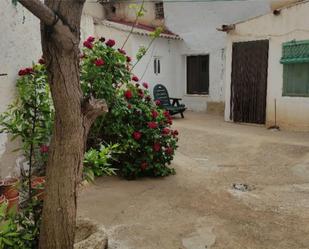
xmin=230 ymin=40 xmax=269 ymax=124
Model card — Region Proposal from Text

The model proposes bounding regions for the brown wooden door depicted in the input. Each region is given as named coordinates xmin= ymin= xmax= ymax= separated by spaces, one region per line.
xmin=230 ymin=40 xmax=269 ymax=124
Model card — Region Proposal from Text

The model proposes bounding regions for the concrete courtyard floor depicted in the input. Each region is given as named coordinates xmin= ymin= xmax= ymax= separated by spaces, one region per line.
xmin=78 ymin=112 xmax=309 ymax=249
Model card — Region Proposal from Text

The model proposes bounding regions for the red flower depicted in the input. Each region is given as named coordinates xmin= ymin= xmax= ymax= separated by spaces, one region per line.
xmin=40 ymin=145 xmax=49 ymax=154
xmin=99 ymin=37 xmax=105 ymax=42
xmin=132 ymin=75 xmax=139 ymax=82
xmin=151 ymin=110 xmax=158 ymax=119
xmin=173 ymin=130 xmax=179 ymax=136
xmin=38 ymin=58 xmax=45 ymax=64
xmin=142 ymin=82 xmax=149 ymax=89
xmin=26 ymin=67 xmax=34 ymax=74
xmin=153 ymin=143 xmax=161 ymax=152
xmin=141 ymin=162 xmax=148 ymax=171
xmin=18 ymin=69 xmax=27 ymax=76
xmin=162 ymin=127 xmax=170 ymax=135
xmin=19 ymin=67 xmax=34 ymax=76
xmin=106 ymin=39 xmax=115 ymax=47
xmin=133 ymin=131 xmax=142 ymax=141
xmin=147 ymin=122 xmax=158 ymax=129
xmin=145 ymin=95 xmax=151 ymax=102
xmin=168 ymin=119 xmax=173 ymax=125
xmin=163 ymin=110 xmax=170 ymax=118
xmin=94 ymin=58 xmax=105 ymax=67
xmin=83 ymin=40 xmax=93 ymax=49
xmin=124 ymin=90 xmax=133 ymax=99
xmin=165 ymin=147 xmax=174 ymax=155
xmin=126 ymin=56 xmax=132 ymax=63
xmin=155 ymin=100 xmax=161 ymax=106
xmin=87 ymin=36 xmax=95 ymax=43
xmin=128 ymin=104 xmax=132 ymax=109
xmin=118 ymin=48 xmax=126 ymax=55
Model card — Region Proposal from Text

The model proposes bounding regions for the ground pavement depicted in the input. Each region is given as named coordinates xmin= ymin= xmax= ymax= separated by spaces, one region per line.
xmin=78 ymin=112 xmax=309 ymax=249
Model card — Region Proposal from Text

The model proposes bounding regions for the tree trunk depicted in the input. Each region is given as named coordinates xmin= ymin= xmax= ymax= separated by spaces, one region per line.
xmin=38 ymin=1 xmax=85 ymax=248
xmin=17 ymin=1 xmax=107 ymax=248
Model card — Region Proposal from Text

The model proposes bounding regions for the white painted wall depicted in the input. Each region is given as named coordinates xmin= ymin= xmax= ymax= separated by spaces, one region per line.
xmin=0 ymin=0 xmax=105 ymax=177
xmin=131 ymin=36 xmax=182 ymax=98
xmin=0 ymin=0 xmax=42 ymax=177
xmin=164 ymin=0 xmax=271 ymax=112
xmin=225 ymin=1 xmax=309 ymax=131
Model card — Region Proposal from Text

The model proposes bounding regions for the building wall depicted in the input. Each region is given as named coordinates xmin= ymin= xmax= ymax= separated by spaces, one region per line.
xmin=105 ymin=2 xmax=164 ymax=27
xmin=0 ymin=0 xmax=42 ymax=177
xmin=130 ymin=35 xmax=182 ymax=98
xmin=164 ymin=1 xmax=270 ymax=112
xmin=0 ymin=0 xmax=105 ymax=178
xmin=225 ymin=1 xmax=309 ymax=131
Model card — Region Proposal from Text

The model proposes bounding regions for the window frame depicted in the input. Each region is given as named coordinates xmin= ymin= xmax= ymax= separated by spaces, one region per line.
xmin=155 ymin=2 xmax=164 ymax=19
xmin=154 ymin=57 xmax=161 ymax=75
xmin=282 ymin=63 xmax=309 ymax=97
xmin=186 ymin=54 xmax=210 ymax=95
xmin=281 ymin=40 xmax=309 ymax=97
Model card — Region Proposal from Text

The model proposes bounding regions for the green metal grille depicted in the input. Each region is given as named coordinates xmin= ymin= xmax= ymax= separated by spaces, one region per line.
xmin=280 ymin=40 xmax=309 ymax=64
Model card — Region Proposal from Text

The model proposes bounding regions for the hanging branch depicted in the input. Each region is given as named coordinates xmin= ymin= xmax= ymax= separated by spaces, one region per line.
xmin=121 ymin=0 xmax=146 ymax=49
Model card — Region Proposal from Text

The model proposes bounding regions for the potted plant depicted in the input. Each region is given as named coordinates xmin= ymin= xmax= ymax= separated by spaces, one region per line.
xmin=0 ymin=194 xmax=6 ymax=207
xmin=1 ymin=177 xmax=19 ymax=213
xmin=31 ymin=176 xmax=46 ymax=201
xmin=2 ymin=177 xmax=19 ymax=199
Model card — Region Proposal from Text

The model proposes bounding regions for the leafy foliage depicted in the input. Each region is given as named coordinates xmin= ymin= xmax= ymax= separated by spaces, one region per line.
xmin=0 ymin=62 xmax=54 ymax=176
xmin=0 ymin=200 xmax=42 ymax=249
xmin=83 ymin=144 xmax=119 ymax=182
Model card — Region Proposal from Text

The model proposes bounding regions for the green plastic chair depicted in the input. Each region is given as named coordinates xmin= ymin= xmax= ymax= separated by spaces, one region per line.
xmin=153 ymin=84 xmax=186 ymax=118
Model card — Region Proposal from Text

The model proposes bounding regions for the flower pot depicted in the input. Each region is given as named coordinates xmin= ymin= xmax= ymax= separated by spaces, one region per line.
xmin=2 ymin=177 xmax=19 ymax=199
xmin=4 ymin=188 xmax=19 ymax=199
xmin=7 ymin=194 xmax=19 ymax=214
xmin=0 ymin=194 xmax=5 ymax=205
xmin=31 ymin=176 xmax=46 ymax=201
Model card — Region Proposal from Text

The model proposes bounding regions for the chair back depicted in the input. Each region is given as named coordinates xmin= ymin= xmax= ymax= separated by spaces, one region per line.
xmin=153 ymin=84 xmax=171 ymax=107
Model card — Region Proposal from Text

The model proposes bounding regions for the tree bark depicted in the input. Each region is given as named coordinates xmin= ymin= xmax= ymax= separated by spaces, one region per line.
xmin=39 ymin=1 xmax=85 ymax=249
xmin=17 ymin=0 xmax=107 ymax=248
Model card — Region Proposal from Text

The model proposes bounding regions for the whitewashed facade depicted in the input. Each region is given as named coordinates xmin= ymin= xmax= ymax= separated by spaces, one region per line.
xmin=225 ymin=1 xmax=309 ymax=131
xmin=163 ymin=1 xmax=271 ymax=113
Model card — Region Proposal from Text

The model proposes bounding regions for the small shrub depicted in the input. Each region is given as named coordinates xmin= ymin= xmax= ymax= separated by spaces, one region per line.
xmin=83 ymin=144 xmax=119 ymax=182
xmin=100 ymin=83 xmax=178 ymax=179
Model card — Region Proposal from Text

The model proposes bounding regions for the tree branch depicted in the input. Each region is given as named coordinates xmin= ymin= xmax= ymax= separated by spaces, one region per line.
xmin=18 ymin=0 xmax=78 ymax=50
xmin=82 ymin=97 xmax=108 ymax=134
xmin=18 ymin=0 xmax=56 ymax=26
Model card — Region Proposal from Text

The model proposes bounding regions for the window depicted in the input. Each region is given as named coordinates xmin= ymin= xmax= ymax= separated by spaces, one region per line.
xmin=154 ymin=57 xmax=161 ymax=75
xmin=283 ymin=64 xmax=309 ymax=96
xmin=155 ymin=2 xmax=164 ymax=19
xmin=281 ymin=40 xmax=309 ymax=97
xmin=187 ymin=55 xmax=209 ymax=94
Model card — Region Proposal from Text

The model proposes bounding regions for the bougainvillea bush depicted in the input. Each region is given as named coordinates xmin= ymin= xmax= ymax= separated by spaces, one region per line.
xmin=81 ymin=36 xmax=179 ymax=179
